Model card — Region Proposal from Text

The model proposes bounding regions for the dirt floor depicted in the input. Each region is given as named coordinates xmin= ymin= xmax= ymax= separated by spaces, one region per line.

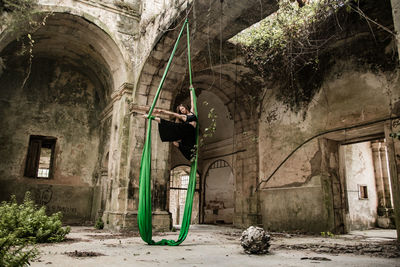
xmin=30 ymin=225 xmax=400 ymax=267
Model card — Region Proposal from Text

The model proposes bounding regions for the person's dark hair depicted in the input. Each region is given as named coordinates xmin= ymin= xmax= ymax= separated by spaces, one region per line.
xmin=176 ymin=104 xmax=190 ymax=114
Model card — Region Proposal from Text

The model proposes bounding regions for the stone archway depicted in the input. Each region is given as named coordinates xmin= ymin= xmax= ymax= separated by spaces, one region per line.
xmin=203 ymin=159 xmax=234 ymax=224
xmin=0 ymin=12 xmax=128 ymax=224
xmin=130 ymin=0 xmax=279 ymax=230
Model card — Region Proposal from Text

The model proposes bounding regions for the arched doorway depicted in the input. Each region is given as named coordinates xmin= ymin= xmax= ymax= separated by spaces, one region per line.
xmin=203 ymin=159 xmax=234 ymax=224
xmin=169 ymin=165 xmax=200 ymax=226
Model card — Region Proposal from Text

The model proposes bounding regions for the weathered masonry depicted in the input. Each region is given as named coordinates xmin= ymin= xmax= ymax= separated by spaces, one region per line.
xmin=1 ymin=0 xmax=400 ymax=240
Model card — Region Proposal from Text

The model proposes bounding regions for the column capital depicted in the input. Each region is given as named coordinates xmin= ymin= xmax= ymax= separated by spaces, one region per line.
xmin=371 ymin=141 xmax=381 ymax=151
xmin=111 ymin=83 xmax=134 ymax=101
xmin=101 ymin=83 xmax=134 ymax=122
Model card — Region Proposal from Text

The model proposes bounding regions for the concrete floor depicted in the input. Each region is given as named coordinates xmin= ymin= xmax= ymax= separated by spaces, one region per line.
xmin=31 ymin=225 xmax=399 ymax=267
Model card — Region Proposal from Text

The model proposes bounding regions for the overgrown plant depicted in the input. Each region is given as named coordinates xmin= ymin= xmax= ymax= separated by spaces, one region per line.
xmin=390 ymin=131 xmax=400 ymax=140
xmin=0 ymin=0 xmax=52 ymax=87
xmin=0 ymin=234 xmax=38 ymax=267
xmin=0 ymin=192 xmax=70 ymax=265
xmin=0 ymin=0 xmax=38 ymax=76
xmin=203 ymin=107 xmax=217 ymax=139
xmin=231 ymin=0 xmax=351 ymax=111
xmin=389 ymin=120 xmax=400 ymax=140
xmin=321 ymin=231 xmax=335 ymax=238
xmin=0 ymin=192 xmax=70 ymax=243
xmin=0 ymin=0 xmax=38 ymax=33
xmin=199 ymin=101 xmax=218 ymax=145
xmin=189 ymin=102 xmax=218 ymax=162
xmin=94 ymin=217 xmax=104 ymax=230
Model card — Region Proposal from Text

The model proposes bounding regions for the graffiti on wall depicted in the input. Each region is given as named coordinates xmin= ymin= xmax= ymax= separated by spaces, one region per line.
xmin=26 ymin=186 xmax=78 ymax=215
xmin=27 ymin=186 xmax=53 ymax=205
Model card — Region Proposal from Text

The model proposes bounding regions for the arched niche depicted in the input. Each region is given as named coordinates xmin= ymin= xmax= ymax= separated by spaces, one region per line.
xmin=203 ymin=159 xmax=234 ymax=224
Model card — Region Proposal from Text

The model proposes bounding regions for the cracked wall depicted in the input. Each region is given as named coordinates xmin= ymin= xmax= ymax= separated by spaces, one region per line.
xmin=0 ymin=57 xmax=102 ymax=224
xmin=258 ymin=62 xmax=400 ymax=233
xmin=342 ymin=142 xmax=378 ymax=231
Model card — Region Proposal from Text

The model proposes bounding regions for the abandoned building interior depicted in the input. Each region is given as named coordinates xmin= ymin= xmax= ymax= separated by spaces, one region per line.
xmin=0 ymin=0 xmax=400 ymax=244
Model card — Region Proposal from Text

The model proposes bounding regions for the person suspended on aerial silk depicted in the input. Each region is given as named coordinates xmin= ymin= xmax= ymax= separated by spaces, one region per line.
xmin=143 ymin=86 xmax=197 ymax=161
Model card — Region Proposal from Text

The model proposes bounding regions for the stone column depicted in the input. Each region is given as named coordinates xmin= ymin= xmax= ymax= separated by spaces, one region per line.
xmin=233 ymin=117 xmax=260 ymax=227
xmin=103 ymin=83 xmax=133 ymax=230
xmin=149 ymin=119 xmax=172 ymax=230
xmin=384 ymin=121 xmax=400 ymax=240
xmin=123 ymin=92 xmax=172 ymax=232
xmin=373 ymin=141 xmax=394 ymax=228
xmin=380 ymin=143 xmax=393 ymax=209
xmin=371 ymin=142 xmax=386 ymax=209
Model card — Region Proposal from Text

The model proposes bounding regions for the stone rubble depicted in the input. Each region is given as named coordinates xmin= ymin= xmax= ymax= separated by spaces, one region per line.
xmin=240 ymin=226 xmax=271 ymax=254
xmin=277 ymin=241 xmax=400 ymax=258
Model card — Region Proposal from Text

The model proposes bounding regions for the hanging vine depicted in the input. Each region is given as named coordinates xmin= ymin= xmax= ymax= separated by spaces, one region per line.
xmin=0 ymin=0 xmax=53 ymax=86
xmin=231 ymin=0 xmax=397 ymax=112
xmin=0 ymin=0 xmax=38 ymax=32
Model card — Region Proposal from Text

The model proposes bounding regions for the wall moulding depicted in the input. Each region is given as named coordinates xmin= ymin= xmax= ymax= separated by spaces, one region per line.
xmin=101 ymin=82 xmax=134 ymax=122
xmin=40 ymin=0 xmax=141 ymax=19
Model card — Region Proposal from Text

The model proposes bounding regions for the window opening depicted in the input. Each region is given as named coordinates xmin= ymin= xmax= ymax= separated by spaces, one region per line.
xmin=169 ymin=166 xmax=200 ymax=225
xmin=180 ymin=175 xmax=189 ymax=187
xmin=25 ymin=135 xmax=56 ymax=179
xmin=209 ymin=159 xmax=229 ymax=170
xmin=358 ymin=185 xmax=368 ymax=199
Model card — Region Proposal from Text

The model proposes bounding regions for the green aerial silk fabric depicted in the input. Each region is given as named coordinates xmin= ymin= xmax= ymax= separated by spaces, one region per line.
xmin=137 ymin=19 xmax=199 ymax=246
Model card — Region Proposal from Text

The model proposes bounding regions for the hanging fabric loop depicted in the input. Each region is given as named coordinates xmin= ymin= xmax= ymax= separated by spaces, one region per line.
xmin=137 ymin=19 xmax=198 ymax=246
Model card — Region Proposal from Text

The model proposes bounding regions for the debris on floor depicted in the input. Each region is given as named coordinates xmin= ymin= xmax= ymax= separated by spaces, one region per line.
xmin=240 ymin=226 xmax=271 ymax=254
xmin=29 ymin=226 xmax=400 ymax=266
xmin=64 ymin=250 xmax=105 ymax=258
xmin=277 ymin=241 xmax=400 ymax=258
xmin=301 ymin=256 xmax=332 ymax=261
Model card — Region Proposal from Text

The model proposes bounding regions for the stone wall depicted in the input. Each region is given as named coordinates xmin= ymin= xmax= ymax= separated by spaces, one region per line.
xmin=0 ymin=0 xmax=138 ymax=225
xmin=260 ymin=177 xmax=327 ymax=232
xmin=0 ymin=57 xmax=101 ymax=223
xmin=258 ymin=62 xmax=400 ymax=233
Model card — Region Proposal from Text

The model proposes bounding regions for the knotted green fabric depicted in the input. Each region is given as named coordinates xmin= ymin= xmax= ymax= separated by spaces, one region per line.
xmin=137 ymin=19 xmax=198 ymax=246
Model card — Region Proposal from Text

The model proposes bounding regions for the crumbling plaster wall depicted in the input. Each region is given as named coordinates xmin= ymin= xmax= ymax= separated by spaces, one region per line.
xmin=0 ymin=0 xmax=140 ymax=225
xmin=342 ymin=142 xmax=378 ymax=231
xmin=233 ymin=117 xmax=260 ymax=227
xmin=204 ymin=164 xmax=234 ymax=224
xmin=0 ymin=58 xmax=101 ymax=224
xmin=258 ymin=62 xmax=400 ymax=233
